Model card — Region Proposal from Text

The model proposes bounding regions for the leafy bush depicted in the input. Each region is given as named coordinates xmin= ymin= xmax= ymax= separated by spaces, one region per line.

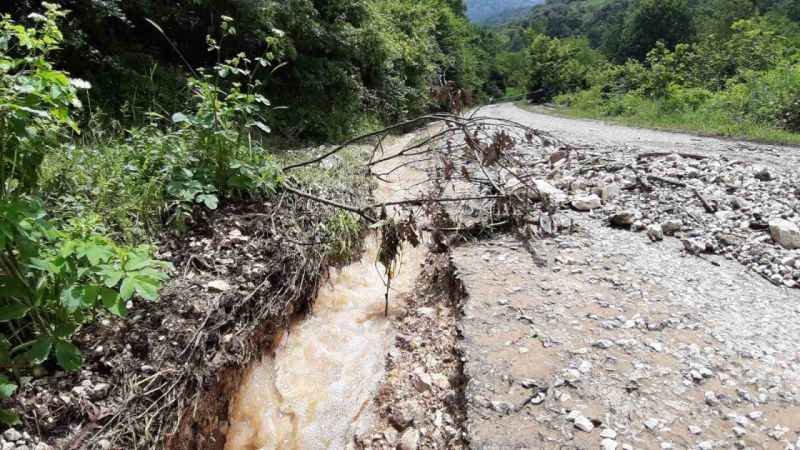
xmin=0 ymin=4 xmax=169 ymax=423
xmin=781 ymin=94 xmax=800 ymax=132
xmin=526 ymin=34 xmax=603 ymax=101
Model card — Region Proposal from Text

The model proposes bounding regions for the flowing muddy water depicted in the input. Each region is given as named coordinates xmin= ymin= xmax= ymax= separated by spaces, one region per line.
xmin=225 ymin=135 xmax=430 ymax=450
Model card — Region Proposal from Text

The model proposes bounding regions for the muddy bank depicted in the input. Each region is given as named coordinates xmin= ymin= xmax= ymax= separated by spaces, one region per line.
xmin=12 ymin=148 xmax=372 ymax=449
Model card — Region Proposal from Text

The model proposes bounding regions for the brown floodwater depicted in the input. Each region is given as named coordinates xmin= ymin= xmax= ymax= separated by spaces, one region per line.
xmin=225 ymin=134 xmax=430 ymax=450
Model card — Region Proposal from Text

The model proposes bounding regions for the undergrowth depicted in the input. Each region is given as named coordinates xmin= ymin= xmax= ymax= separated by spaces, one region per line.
xmin=0 ymin=6 xmax=372 ymax=425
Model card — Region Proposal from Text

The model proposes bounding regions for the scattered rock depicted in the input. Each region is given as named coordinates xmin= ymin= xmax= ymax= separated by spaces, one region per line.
xmin=610 ymin=210 xmax=637 ymax=228
xmin=573 ymin=415 xmax=595 ymax=432
xmin=600 ymin=428 xmax=618 ymax=439
xmin=593 ymin=339 xmax=614 ymax=349
xmin=2 ymin=431 xmax=20 ymax=443
xmin=661 ymin=219 xmax=683 ymax=236
xmin=644 ymin=418 xmax=659 ymax=431
xmin=398 ymin=428 xmax=420 ymax=450
xmin=601 ymin=438 xmax=618 ymax=450
xmin=754 ymin=166 xmax=773 ymax=181
xmin=205 ymin=279 xmax=231 ymax=292
xmin=647 ymin=224 xmax=664 ymax=242
xmin=572 ymin=194 xmax=602 ymax=211
xmin=769 ymin=219 xmax=800 ymax=250
xmin=532 ymin=180 xmax=567 ymax=204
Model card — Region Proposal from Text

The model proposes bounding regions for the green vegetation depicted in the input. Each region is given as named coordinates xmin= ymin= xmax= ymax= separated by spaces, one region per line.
xmin=0 ymin=0 xmax=497 ymax=424
xmin=486 ymin=0 xmax=800 ymax=144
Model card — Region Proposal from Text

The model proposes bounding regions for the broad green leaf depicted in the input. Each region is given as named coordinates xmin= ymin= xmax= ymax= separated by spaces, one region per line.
xmin=100 ymin=288 xmax=127 ymax=317
xmin=53 ymin=322 xmax=78 ymax=339
xmin=84 ymin=244 xmax=114 ymax=265
xmin=0 ymin=276 xmax=28 ymax=300
xmin=22 ymin=336 xmax=52 ymax=365
xmin=60 ymin=286 xmax=83 ymax=313
xmin=28 ymin=257 xmax=58 ymax=274
xmin=0 ymin=408 xmax=20 ymax=426
xmin=197 ymin=194 xmax=219 ymax=210
xmin=0 ymin=304 xmax=30 ymax=322
xmin=54 ymin=340 xmax=82 ymax=371
xmin=101 ymin=269 xmax=124 ymax=288
xmin=119 ymin=277 xmax=135 ymax=301
xmin=130 ymin=275 xmax=160 ymax=301
xmin=0 ymin=375 xmax=17 ymax=398
xmin=124 ymin=253 xmax=152 ymax=271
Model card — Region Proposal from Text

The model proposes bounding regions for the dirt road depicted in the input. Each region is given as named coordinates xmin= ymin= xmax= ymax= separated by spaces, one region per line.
xmin=453 ymin=104 xmax=800 ymax=450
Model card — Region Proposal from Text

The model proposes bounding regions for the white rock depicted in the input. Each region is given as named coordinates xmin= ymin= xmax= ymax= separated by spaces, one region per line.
xmin=769 ymin=219 xmax=800 ymax=249
xmin=206 ymin=280 xmax=231 ymax=292
xmin=572 ymin=194 xmax=602 ymax=211
xmin=2 ymin=431 xmax=20 ymax=443
xmin=748 ymin=411 xmax=763 ymax=420
xmin=661 ymin=219 xmax=683 ymax=235
xmin=647 ymin=224 xmax=664 ymax=242
xmin=593 ymin=340 xmax=614 ymax=349
xmin=688 ymin=425 xmax=702 ymax=435
xmin=97 ymin=440 xmax=112 ymax=450
xmin=601 ymin=438 xmax=618 ymax=450
xmin=532 ymin=180 xmax=567 ymax=204
xmin=644 ymin=418 xmax=659 ymax=431
xmin=600 ymin=428 xmax=618 ymax=439
xmin=398 ymin=428 xmax=420 ymax=450
xmin=413 ymin=368 xmax=433 ymax=392
xmin=733 ymin=426 xmax=746 ymax=437
xmin=573 ymin=415 xmax=595 ymax=432
xmin=697 ymin=441 xmax=713 ymax=450
xmin=610 ymin=210 xmax=637 ymax=227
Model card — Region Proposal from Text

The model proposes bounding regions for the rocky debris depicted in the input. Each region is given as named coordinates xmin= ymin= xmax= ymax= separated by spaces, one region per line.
xmin=398 ymin=428 xmax=420 ymax=450
xmin=531 ymin=180 xmax=567 ymax=204
xmin=753 ymin=166 xmax=773 ymax=181
xmin=644 ymin=418 xmax=660 ymax=431
xmin=647 ymin=224 xmax=664 ymax=242
xmin=769 ymin=219 xmax=800 ymax=249
xmin=450 ymin=105 xmax=800 ymax=450
xmin=661 ymin=219 xmax=683 ymax=236
xmin=573 ymin=414 xmax=595 ymax=432
xmin=361 ymin=254 xmax=466 ymax=449
xmin=601 ymin=438 xmax=619 ymax=450
xmin=610 ymin=210 xmax=637 ymax=227
xmin=205 ymin=279 xmax=231 ymax=292
xmin=571 ymin=193 xmax=602 ymax=211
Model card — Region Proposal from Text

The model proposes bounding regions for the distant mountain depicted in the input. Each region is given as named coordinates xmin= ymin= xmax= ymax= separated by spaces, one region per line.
xmin=466 ymin=0 xmax=545 ymax=24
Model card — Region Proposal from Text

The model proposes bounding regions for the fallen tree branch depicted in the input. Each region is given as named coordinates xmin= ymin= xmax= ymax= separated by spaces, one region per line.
xmin=647 ymin=174 xmax=687 ymax=188
xmin=694 ymin=189 xmax=717 ymax=213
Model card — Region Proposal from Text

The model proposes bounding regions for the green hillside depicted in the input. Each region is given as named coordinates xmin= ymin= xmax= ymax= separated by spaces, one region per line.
xmin=466 ymin=0 xmax=544 ymax=23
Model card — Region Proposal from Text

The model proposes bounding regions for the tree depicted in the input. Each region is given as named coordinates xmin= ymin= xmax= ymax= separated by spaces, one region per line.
xmin=619 ymin=0 xmax=695 ymax=61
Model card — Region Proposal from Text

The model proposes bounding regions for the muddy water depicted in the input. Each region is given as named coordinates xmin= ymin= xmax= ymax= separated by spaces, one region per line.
xmin=225 ymin=135 xmax=430 ymax=450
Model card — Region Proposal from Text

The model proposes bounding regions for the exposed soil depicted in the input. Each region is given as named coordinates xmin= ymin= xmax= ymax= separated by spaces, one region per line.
xmin=11 ymin=154 xmax=372 ymax=449
xmin=357 ymin=253 xmax=469 ymax=450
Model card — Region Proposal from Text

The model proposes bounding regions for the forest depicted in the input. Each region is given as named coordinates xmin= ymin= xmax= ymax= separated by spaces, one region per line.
xmin=485 ymin=0 xmax=800 ymax=141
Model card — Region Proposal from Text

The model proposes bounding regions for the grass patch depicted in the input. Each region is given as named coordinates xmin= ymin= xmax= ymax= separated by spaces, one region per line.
xmin=520 ymin=95 xmax=800 ymax=147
